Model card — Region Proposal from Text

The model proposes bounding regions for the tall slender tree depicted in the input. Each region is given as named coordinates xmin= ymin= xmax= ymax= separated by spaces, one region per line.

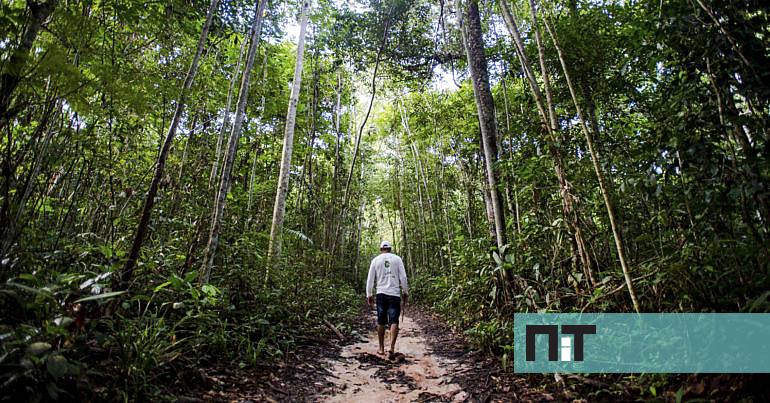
xmin=118 ymin=0 xmax=219 ymax=288
xmin=498 ymin=0 xmax=595 ymax=285
xmin=267 ymin=0 xmax=311 ymax=271
xmin=210 ymin=33 xmax=248 ymax=190
xmin=0 ymin=0 xmax=59 ymax=249
xmin=541 ymin=10 xmax=640 ymax=312
xmin=200 ymin=0 xmax=267 ymax=283
xmin=457 ymin=0 xmax=507 ymax=251
xmin=0 ymin=0 xmax=58 ymax=131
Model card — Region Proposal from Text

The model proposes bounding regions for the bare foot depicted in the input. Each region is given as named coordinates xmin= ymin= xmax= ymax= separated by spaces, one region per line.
xmin=377 ymin=348 xmax=385 ymax=355
xmin=388 ymin=350 xmax=396 ymax=360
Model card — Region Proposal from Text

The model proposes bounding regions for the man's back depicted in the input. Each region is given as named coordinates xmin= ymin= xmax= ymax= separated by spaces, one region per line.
xmin=366 ymin=252 xmax=408 ymax=298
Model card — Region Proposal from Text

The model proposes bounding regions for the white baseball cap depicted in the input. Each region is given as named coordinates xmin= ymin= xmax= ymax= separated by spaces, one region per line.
xmin=380 ymin=241 xmax=392 ymax=249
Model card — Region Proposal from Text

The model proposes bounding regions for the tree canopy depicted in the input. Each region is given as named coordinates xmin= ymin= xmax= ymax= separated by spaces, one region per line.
xmin=1 ymin=0 xmax=769 ymax=399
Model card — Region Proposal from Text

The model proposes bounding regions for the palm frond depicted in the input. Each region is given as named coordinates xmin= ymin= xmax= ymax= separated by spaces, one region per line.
xmin=283 ymin=228 xmax=314 ymax=245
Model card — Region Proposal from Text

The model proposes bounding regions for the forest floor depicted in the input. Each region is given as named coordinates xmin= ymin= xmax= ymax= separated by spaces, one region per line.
xmin=186 ymin=304 xmax=770 ymax=402
xmin=322 ymin=312 xmax=469 ymax=402
xmin=318 ymin=306 xmax=575 ymax=402
xmin=193 ymin=305 xmax=562 ymax=402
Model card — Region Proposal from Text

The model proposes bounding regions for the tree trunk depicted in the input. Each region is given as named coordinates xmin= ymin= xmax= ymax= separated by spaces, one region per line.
xmin=341 ymin=5 xmax=393 ymax=210
xmin=411 ymin=143 xmax=428 ymax=268
xmin=0 ymin=0 xmax=58 ymax=130
xmin=200 ymin=0 xmax=267 ymax=284
xmin=527 ymin=0 xmax=558 ymax=131
xmin=171 ymin=111 xmax=199 ymax=215
xmin=0 ymin=0 xmax=58 ymax=238
xmin=118 ymin=0 xmax=219 ymax=288
xmin=395 ymin=144 xmax=413 ymax=274
xmin=481 ymin=176 xmax=497 ymax=240
xmin=353 ymin=183 xmax=366 ymax=283
xmin=334 ymin=8 xmax=393 ymax=269
xmin=329 ymin=100 xmax=356 ymax=263
xmin=499 ymin=0 xmax=595 ymax=286
xmin=327 ymin=70 xmax=343 ymax=254
xmin=247 ymin=50 xmax=270 ymax=217
xmin=303 ymin=46 xmax=320 ymax=235
xmin=542 ymin=12 xmax=640 ymax=312
xmin=438 ymin=147 xmax=455 ymax=269
xmin=499 ymin=73 xmax=519 ymax=232
xmin=458 ymin=0 xmax=507 ymax=250
xmin=477 ymin=135 xmax=497 ymax=240
xmin=209 ymin=31 xmax=248 ymax=190
xmin=266 ymin=0 xmax=310 ymax=271
xmin=398 ymin=97 xmax=441 ymax=250
xmin=1 ymin=97 xmax=60 ymax=257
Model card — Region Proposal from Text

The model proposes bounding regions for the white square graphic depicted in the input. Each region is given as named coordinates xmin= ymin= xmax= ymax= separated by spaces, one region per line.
xmin=560 ymin=336 xmax=572 ymax=361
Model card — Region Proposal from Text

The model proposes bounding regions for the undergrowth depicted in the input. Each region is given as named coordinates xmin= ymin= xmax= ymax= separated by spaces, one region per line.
xmin=413 ymin=237 xmax=770 ymax=401
xmin=0 ymin=252 xmax=358 ymax=401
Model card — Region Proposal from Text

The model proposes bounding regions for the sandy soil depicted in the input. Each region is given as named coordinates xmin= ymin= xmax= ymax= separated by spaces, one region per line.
xmin=194 ymin=306 xmax=765 ymax=402
xmin=322 ymin=310 xmax=469 ymax=402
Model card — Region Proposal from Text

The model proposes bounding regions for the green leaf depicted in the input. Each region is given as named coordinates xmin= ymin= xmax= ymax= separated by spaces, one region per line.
xmin=492 ymin=252 xmax=502 ymax=266
xmin=169 ymin=274 xmax=185 ymax=289
xmin=27 ymin=342 xmax=52 ymax=355
xmin=46 ymin=354 xmax=69 ymax=379
xmin=675 ymin=387 xmax=684 ymax=403
xmin=201 ymin=284 xmax=220 ymax=297
xmin=54 ymin=316 xmax=74 ymax=327
xmin=6 ymin=282 xmax=54 ymax=300
xmin=154 ymin=281 xmax=172 ymax=292
xmin=98 ymin=244 xmax=113 ymax=258
xmin=748 ymin=291 xmax=770 ymax=312
xmin=184 ymin=271 xmax=198 ymax=283
xmin=284 ymin=228 xmax=314 ymax=245
xmin=74 ymin=291 xmax=127 ymax=303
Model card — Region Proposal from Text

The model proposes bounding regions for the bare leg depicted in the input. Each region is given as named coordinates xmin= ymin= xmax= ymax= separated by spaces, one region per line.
xmin=389 ymin=324 xmax=399 ymax=354
xmin=377 ymin=325 xmax=385 ymax=354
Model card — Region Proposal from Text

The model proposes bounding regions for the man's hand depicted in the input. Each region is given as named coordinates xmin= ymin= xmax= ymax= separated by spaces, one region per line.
xmin=367 ymin=296 xmax=374 ymax=306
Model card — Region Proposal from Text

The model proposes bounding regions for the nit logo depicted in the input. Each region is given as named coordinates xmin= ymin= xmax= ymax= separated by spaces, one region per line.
xmin=525 ymin=324 xmax=597 ymax=362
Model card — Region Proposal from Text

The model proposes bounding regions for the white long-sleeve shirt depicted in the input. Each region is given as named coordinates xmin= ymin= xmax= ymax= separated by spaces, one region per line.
xmin=366 ymin=252 xmax=408 ymax=298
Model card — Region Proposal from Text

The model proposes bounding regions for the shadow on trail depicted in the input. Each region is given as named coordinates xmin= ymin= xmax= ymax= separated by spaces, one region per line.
xmin=322 ymin=311 xmax=468 ymax=402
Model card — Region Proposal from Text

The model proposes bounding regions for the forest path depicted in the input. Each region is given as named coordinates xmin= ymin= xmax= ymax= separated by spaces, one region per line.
xmin=198 ymin=305 xmax=556 ymax=401
xmin=321 ymin=309 xmax=469 ymax=402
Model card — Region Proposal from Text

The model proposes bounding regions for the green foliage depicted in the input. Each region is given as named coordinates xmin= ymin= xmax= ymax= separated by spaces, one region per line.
xmin=2 ymin=0 xmax=770 ymax=399
xmin=1 ymin=261 xmax=358 ymax=400
xmin=363 ymin=2 xmax=770 ymax=379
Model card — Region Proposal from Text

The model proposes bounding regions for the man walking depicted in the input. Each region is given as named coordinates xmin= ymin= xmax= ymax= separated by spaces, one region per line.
xmin=366 ymin=241 xmax=409 ymax=359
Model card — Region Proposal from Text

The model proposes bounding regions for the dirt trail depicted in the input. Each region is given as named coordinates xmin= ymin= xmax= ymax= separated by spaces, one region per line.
xmin=197 ymin=306 xmax=758 ymax=402
xmin=322 ymin=310 xmax=469 ymax=402
xmin=198 ymin=306 xmax=574 ymax=401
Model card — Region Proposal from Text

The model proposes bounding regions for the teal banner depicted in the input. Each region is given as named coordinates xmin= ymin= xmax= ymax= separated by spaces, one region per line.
xmin=513 ymin=313 xmax=770 ymax=373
